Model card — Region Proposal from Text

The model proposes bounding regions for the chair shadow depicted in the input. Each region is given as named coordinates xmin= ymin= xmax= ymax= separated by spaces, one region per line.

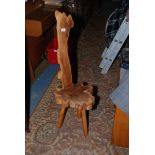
xmin=84 ymin=83 xmax=100 ymax=130
xmin=69 ymin=14 xmax=83 ymax=84
xmin=92 ymin=85 xmax=100 ymax=110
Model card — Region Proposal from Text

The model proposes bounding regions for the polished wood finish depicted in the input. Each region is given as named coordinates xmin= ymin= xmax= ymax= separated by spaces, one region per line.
xmin=25 ymin=1 xmax=61 ymax=80
xmin=54 ymin=11 xmax=94 ymax=137
xmin=54 ymin=83 xmax=94 ymax=110
xmin=26 ymin=7 xmax=56 ymax=37
xmin=112 ymin=107 xmax=129 ymax=148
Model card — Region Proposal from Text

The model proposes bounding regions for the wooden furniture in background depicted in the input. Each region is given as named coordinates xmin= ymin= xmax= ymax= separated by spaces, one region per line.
xmin=111 ymin=107 xmax=129 ymax=148
xmin=54 ymin=10 xmax=94 ymax=137
xmin=25 ymin=0 xmax=61 ymax=80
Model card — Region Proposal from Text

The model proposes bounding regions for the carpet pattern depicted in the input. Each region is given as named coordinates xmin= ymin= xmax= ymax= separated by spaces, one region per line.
xmin=26 ymin=5 xmax=129 ymax=155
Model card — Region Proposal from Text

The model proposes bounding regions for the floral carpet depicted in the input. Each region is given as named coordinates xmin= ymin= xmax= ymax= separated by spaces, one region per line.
xmin=26 ymin=4 xmax=129 ymax=155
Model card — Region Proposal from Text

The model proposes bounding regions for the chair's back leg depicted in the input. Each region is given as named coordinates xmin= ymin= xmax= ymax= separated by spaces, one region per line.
xmin=77 ymin=109 xmax=82 ymax=119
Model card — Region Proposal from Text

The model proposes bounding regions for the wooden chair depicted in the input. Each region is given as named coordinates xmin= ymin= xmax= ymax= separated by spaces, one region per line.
xmin=54 ymin=10 xmax=95 ymax=137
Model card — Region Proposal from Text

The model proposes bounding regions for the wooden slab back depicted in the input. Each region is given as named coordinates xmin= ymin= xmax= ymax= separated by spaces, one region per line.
xmin=55 ymin=10 xmax=74 ymax=89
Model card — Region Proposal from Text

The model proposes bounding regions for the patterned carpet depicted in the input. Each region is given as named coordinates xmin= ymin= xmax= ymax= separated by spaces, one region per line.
xmin=26 ymin=4 xmax=129 ymax=155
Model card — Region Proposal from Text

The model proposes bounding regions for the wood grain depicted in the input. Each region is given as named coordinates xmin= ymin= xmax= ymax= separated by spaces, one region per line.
xmin=82 ymin=110 xmax=88 ymax=137
xmin=54 ymin=10 xmax=94 ymax=137
xmin=111 ymin=107 xmax=129 ymax=148
xmin=55 ymin=10 xmax=74 ymax=89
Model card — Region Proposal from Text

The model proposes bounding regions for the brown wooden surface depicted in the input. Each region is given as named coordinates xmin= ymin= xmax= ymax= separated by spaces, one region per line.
xmin=54 ymin=83 xmax=94 ymax=110
xmin=26 ymin=8 xmax=56 ymax=37
xmin=58 ymin=106 xmax=66 ymax=128
xmin=55 ymin=10 xmax=74 ymax=89
xmin=82 ymin=110 xmax=88 ymax=137
xmin=26 ymin=28 xmax=52 ymax=69
xmin=111 ymin=107 xmax=129 ymax=148
xmin=25 ymin=2 xmax=61 ymax=78
xmin=54 ymin=11 xmax=94 ymax=137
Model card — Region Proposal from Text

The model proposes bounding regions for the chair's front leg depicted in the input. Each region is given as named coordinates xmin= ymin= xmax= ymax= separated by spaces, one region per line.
xmin=81 ymin=109 xmax=88 ymax=137
xmin=58 ymin=106 xmax=66 ymax=128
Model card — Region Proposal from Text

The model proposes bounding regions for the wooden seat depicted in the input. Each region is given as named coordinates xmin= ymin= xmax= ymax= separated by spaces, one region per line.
xmin=54 ymin=10 xmax=94 ymax=137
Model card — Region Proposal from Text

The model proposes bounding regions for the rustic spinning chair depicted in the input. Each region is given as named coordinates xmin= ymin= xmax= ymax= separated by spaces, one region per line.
xmin=54 ymin=10 xmax=94 ymax=137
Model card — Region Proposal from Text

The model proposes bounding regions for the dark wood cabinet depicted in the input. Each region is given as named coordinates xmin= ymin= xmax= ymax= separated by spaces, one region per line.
xmin=25 ymin=1 xmax=60 ymax=80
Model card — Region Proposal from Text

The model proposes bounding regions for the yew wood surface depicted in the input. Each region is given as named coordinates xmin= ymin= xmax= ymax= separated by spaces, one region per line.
xmin=54 ymin=10 xmax=94 ymax=109
xmin=55 ymin=10 xmax=74 ymax=89
xmin=54 ymin=11 xmax=94 ymax=137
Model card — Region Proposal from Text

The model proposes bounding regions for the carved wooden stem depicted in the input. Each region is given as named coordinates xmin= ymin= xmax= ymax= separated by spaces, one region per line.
xmin=55 ymin=10 xmax=74 ymax=90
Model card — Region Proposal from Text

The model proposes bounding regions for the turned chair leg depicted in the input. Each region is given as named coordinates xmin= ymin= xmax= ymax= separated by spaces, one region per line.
xmin=58 ymin=106 xmax=66 ymax=128
xmin=81 ymin=109 xmax=88 ymax=137
xmin=77 ymin=109 xmax=82 ymax=119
